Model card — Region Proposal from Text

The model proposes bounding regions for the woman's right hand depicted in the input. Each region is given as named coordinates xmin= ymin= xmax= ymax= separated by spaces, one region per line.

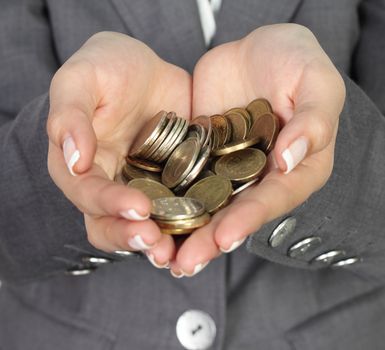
xmin=46 ymin=32 xmax=191 ymax=268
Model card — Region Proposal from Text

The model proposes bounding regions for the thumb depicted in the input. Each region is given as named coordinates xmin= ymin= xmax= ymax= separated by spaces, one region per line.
xmin=273 ymin=65 xmax=345 ymax=173
xmin=46 ymin=64 xmax=98 ymax=176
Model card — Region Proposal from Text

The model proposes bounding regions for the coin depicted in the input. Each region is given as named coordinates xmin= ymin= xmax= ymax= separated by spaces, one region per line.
xmin=191 ymin=115 xmax=212 ymax=148
xmin=173 ymin=142 xmax=212 ymax=193
xmin=232 ymin=178 xmax=259 ymax=196
xmin=126 ymin=156 xmax=162 ymax=172
xmin=127 ymin=178 xmax=174 ymax=200
xmin=248 ymin=112 xmax=279 ymax=152
xmin=246 ymin=98 xmax=273 ymax=123
xmin=214 ymin=148 xmax=267 ymax=183
xmin=225 ymin=108 xmax=252 ymax=131
xmin=156 ymin=118 xmax=189 ymax=163
xmin=210 ymin=114 xmax=231 ymax=147
xmin=211 ymin=136 xmax=260 ymax=157
xmin=129 ymin=111 xmax=168 ymax=157
xmin=185 ymin=175 xmax=233 ymax=214
xmin=187 ymin=123 xmax=206 ymax=146
xmin=162 ymin=138 xmax=201 ymax=188
xmin=144 ymin=112 xmax=176 ymax=159
xmin=151 ymin=197 xmax=205 ymax=220
xmin=156 ymin=213 xmax=211 ymax=234
xmin=121 ymin=163 xmax=161 ymax=183
xmin=224 ymin=111 xmax=248 ymax=141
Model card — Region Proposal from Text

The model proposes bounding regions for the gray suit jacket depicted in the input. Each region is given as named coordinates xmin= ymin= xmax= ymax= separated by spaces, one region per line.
xmin=0 ymin=0 xmax=385 ymax=349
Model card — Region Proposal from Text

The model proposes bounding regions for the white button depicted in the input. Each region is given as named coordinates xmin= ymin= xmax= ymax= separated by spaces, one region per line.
xmin=176 ymin=310 xmax=216 ymax=350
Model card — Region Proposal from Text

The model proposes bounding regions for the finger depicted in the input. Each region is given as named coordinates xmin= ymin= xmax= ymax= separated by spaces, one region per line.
xmin=274 ymin=63 xmax=345 ymax=173
xmin=169 ymin=218 xmax=223 ymax=278
xmin=47 ymin=61 xmax=99 ymax=176
xmin=48 ymin=143 xmax=151 ymax=219
xmin=84 ymin=215 xmax=163 ymax=253
xmin=145 ymin=234 xmax=176 ymax=269
xmin=213 ymin=146 xmax=333 ymax=249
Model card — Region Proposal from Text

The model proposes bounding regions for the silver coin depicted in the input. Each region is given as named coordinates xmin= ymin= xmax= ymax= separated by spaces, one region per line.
xmin=151 ymin=197 xmax=205 ymax=220
xmin=232 ymin=178 xmax=259 ymax=196
xmin=191 ymin=115 xmax=212 ymax=148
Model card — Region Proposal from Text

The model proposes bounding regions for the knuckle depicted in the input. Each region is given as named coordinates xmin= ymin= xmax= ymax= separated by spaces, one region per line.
xmin=311 ymin=115 xmax=334 ymax=149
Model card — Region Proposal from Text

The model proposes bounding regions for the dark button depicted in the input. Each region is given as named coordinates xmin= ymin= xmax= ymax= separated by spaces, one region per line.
xmin=82 ymin=256 xmax=112 ymax=265
xmin=332 ymin=257 xmax=361 ymax=267
xmin=312 ymin=250 xmax=346 ymax=265
xmin=288 ymin=236 xmax=322 ymax=258
xmin=268 ymin=217 xmax=297 ymax=248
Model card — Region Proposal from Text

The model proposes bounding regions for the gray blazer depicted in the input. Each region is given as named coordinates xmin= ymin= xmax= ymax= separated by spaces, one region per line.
xmin=1 ymin=0 xmax=385 ymax=349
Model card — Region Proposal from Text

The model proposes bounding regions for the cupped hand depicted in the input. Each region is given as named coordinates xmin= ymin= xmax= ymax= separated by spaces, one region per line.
xmin=47 ymin=32 xmax=191 ymax=267
xmin=170 ymin=24 xmax=345 ymax=277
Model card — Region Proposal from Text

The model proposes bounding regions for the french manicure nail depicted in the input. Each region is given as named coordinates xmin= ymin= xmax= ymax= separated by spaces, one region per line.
xmin=184 ymin=262 xmax=209 ymax=277
xmin=220 ymin=237 xmax=246 ymax=253
xmin=147 ymin=253 xmax=169 ymax=269
xmin=128 ymin=234 xmax=152 ymax=250
xmin=282 ymin=136 xmax=308 ymax=174
xmin=120 ymin=209 xmax=149 ymax=221
xmin=170 ymin=270 xmax=185 ymax=279
xmin=63 ymin=136 xmax=80 ymax=176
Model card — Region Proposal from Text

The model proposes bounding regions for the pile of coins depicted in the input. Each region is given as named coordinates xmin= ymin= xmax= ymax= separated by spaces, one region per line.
xmin=118 ymin=98 xmax=279 ymax=235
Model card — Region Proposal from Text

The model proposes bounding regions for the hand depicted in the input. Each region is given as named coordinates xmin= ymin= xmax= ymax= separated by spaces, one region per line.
xmin=47 ymin=32 xmax=191 ymax=267
xmin=170 ymin=24 xmax=345 ymax=277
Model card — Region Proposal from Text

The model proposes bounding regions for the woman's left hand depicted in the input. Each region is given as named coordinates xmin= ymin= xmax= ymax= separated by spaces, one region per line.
xmin=170 ymin=24 xmax=346 ymax=277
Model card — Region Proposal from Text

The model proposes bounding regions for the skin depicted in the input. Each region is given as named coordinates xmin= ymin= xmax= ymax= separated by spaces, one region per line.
xmin=46 ymin=24 xmax=345 ymax=276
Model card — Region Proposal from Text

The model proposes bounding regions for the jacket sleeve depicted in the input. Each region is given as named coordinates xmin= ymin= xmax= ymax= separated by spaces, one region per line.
xmin=247 ymin=0 xmax=385 ymax=285
xmin=0 ymin=0 xmax=123 ymax=285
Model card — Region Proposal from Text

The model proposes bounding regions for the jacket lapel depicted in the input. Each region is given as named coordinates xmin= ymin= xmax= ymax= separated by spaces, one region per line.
xmin=109 ymin=0 xmax=207 ymax=72
xmin=213 ymin=0 xmax=302 ymax=45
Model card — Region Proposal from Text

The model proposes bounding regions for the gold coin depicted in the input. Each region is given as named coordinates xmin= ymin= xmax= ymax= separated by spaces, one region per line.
xmin=173 ymin=142 xmax=212 ymax=193
xmin=224 ymin=111 xmax=248 ymax=142
xmin=129 ymin=111 xmax=168 ymax=157
xmin=159 ymin=227 xmax=195 ymax=235
xmin=156 ymin=213 xmax=211 ymax=233
xmin=248 ymin=112 xmax=279 ymax=153
xmin=126 ymin=156 xmax=162 ymax=173
xmin=210 ymin=114 xmax=231 ymax=147
xmin=121 ymin=164 xmax=161 ymax=183
xmin=211 ymin=137 xmax=260 ymax=157
xmin=246 ymin=98 xmax=273 ymax=123
xmin=162 ymin=138 xmax=201 ymax=188
xmin=185 ymin=175 xmax=233 ymax=214
xmin=232 ymin=178 xmax=259 ymax=196
xmin=214 ymin=148 xmax=267 ymax=183
xmin=127 ymin=178 xmax=174 ymax=200
xmin=151 ymin=197 xmax=205 ymax=220
xmin=156 ymin=118 xmax=189 ymax=163
xmin=225 ymin=108 xmax=252 ymax=132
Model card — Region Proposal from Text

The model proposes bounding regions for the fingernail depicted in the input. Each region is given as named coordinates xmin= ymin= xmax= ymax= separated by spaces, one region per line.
xmin=147 ymin=253 xmax=169 ymax=269
xmin=282 ymin=136 xmax=308 ymax=174
xmin=120 ymin=209 xmax=149 ymax=221
xmin=220 ymin=237 xmax=246 ymax=253
xmin=63 ymin=136 xmax=80 ymax=176
xmin=183 ymin=261 xmax=209 ymax=277
xmin=170 ymin=270 xmax=185 ymax=279
xmin=128 ymin=234 xmax=153 ymax=250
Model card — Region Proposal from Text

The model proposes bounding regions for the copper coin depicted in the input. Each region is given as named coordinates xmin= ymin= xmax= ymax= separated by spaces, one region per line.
xmin=225 ymin=108 xmax=252 ymax=132
xmin=246 ymin=98 xmax=273 ymax=124
xmin=191 ymin=115 xmax=212 ymax=148
xmin=125 ymin=156 xmax=162 ymax=173
xmin=127 ymin=178 xmax=174 ymax=200
xmin=185 ymin=175 xmax=233 ymax=214
xmin=214 ymin=148 xmax=267 ymax=183
xmin=210 ymin=114 xmax=231 ymax=147
xmin=121 ymin=164 xmax=161 ymax=183
xmin=248 ymin=112 xmax=279 ymax=152
xmin=224 ymin=112 xmax=248 ymax=142
xmin=162 ymin=138 xmax=201 ymax=188
xmin=211 ymin=136 xmax=260 ymax=157
xmin=129 ymin=111 xmax=168 ymax=157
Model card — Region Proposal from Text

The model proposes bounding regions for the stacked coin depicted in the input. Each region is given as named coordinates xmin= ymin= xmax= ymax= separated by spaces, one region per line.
xmin=119 ymin=98 xmax=280 ymax=234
